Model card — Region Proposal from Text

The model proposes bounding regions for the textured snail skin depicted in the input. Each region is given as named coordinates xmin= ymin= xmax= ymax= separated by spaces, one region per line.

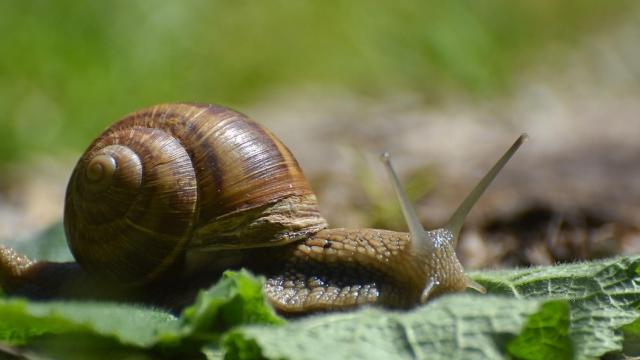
xmin=260 ymin=228 xmax=467 ymax=313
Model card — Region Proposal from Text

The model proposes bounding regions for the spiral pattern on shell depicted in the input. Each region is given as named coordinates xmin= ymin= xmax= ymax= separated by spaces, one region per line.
xmin=64 ymin=103 xmax=327 ymax=284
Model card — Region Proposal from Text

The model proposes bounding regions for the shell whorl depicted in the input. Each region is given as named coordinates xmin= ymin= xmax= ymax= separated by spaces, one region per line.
xmin=64 ymin=103 xmax=327 ymax=284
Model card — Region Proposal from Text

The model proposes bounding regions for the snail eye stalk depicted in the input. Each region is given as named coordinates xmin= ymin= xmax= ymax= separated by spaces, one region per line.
xmin=380 ymin=152 xmax=428 ymax=246
xmin=446 ymin=133 xmax=528 ymax=245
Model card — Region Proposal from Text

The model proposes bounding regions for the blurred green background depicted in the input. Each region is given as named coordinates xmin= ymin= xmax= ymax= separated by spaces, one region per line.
xmin=0 ymin=0 xmax=636 ymax=166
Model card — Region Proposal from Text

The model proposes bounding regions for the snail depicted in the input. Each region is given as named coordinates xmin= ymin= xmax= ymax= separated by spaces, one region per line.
xmin=0 ymin=103 xmax=526 ymax=314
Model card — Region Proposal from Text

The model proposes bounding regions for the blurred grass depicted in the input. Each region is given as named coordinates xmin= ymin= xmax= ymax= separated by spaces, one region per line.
xmin=0 ymin=0 xmax=635 ymax=165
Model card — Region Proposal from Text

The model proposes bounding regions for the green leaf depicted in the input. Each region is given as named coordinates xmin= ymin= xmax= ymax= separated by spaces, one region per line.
xmin=507 ymin=300 xmax=571 ymax=360
xmin=472 ymin=256 xmax=640 ymax=359
xmin=180 ymin=270 xmax=284 ymax=343
xmin=0 ymin=270 xmax=282 ymax=358
xmin=622 ymin=318 xmax=640 ymax=356
xmin=0 ymin=298 xmax=179 ymax=347
xmin=225 ymin=295 xmax=545 ymax=360
xmin=225 ymin=256 xmax=640 ymax=360
xmin=223 ymin=335 xmax=268 ymax=360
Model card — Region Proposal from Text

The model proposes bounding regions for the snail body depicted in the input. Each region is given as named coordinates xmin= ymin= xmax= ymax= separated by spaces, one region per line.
xmin=3 ymin=103 xmax=527 ymax=314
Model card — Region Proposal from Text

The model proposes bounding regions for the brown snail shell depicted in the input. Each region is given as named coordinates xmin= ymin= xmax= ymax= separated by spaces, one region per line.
xmin=64 ymin=103 xmax=327 ymax=285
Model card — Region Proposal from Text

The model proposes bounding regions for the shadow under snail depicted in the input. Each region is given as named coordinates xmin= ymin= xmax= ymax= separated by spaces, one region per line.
xmin=0 ymin=103 xmax=527 ymax=314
